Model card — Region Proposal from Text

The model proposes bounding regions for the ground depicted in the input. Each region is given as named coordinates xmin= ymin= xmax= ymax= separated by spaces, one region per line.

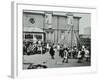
xmin=23 ymin=50 xmax=90 ymax=69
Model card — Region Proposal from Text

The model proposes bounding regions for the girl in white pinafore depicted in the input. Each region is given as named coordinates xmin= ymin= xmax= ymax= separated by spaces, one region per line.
xmin=85 ymin=49 xmax=90 ymax=62
xmin=62 ymin=48 xmax=68 ymax=63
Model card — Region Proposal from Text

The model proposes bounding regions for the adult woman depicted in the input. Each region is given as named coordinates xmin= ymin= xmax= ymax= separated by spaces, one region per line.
xmin=49 ymin=46 xmax=55 ymax=59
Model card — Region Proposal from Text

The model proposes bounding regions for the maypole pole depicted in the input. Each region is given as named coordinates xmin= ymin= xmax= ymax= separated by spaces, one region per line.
xmin=67 ymin=12 xmax=74 ymax=58
xmin=71 ymin=25 xmax=73 ymax=50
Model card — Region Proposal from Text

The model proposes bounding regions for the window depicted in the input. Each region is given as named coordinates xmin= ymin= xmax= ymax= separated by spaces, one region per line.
xmin=25 ymin=34 xmax=33 ymax=39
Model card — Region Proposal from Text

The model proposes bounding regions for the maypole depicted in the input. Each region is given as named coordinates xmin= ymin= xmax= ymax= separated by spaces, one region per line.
xmin=67 ymin=12 xmax=74 ymax=58
xmin=67 ymin=12 xmax=74 ymax=49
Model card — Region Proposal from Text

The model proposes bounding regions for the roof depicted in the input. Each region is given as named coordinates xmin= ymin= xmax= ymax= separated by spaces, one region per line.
xmin=23 ymin=10 xmax=81 ymax=19
xmin=23 ymin=27 xmax=44 ymax=32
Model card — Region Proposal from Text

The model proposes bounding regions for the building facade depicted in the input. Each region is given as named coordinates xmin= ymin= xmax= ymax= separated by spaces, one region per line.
xmin=79 ymin=34 xmax=91 ymax=48
xmin=23 ymin=10 xmax=81 ymax=48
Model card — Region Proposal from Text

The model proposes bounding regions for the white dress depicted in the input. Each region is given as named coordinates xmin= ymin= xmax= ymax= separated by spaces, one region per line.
xmin=85 ymin=50 xmax=89 ymax=58
xmin=77 ymin=51 xmax=81 ymax=58
xmin=64 ymin=50 xmax=68 ymax=59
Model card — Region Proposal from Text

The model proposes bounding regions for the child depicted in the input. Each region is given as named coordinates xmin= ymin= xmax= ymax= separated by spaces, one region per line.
xmin=85 ymin=49 xmax=90 ymax=62
xmin=62 ymin=48 xmax=68 ymax=63
xmin=77 ymin=49 xmax=82 ymax=63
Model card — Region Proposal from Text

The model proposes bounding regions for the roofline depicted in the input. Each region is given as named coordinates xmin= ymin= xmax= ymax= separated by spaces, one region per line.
xmin=23 ymin=11 xmax=81 ymax=19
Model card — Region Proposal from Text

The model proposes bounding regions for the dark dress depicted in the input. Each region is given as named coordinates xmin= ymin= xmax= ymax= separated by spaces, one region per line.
xmin=81 ymin=50 xmax=85 ymax=59
xmin=49 ymin=47 xmax=55 ymax=59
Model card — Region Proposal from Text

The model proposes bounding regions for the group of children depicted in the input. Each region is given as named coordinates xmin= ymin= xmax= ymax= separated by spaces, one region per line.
xmin=49 ymin=44 xmax=90 ymax=63
xmin=23 ymin=41 xmax=90 ymax=64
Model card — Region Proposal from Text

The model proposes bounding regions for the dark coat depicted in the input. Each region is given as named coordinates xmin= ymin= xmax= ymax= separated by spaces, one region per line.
xmin=49 ymin=47 xmax=55 ymax=56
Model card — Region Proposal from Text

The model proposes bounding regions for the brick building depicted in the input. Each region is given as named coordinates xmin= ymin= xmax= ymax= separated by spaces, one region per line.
xmin=23 ymin=10 xmax=81 ymax=48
